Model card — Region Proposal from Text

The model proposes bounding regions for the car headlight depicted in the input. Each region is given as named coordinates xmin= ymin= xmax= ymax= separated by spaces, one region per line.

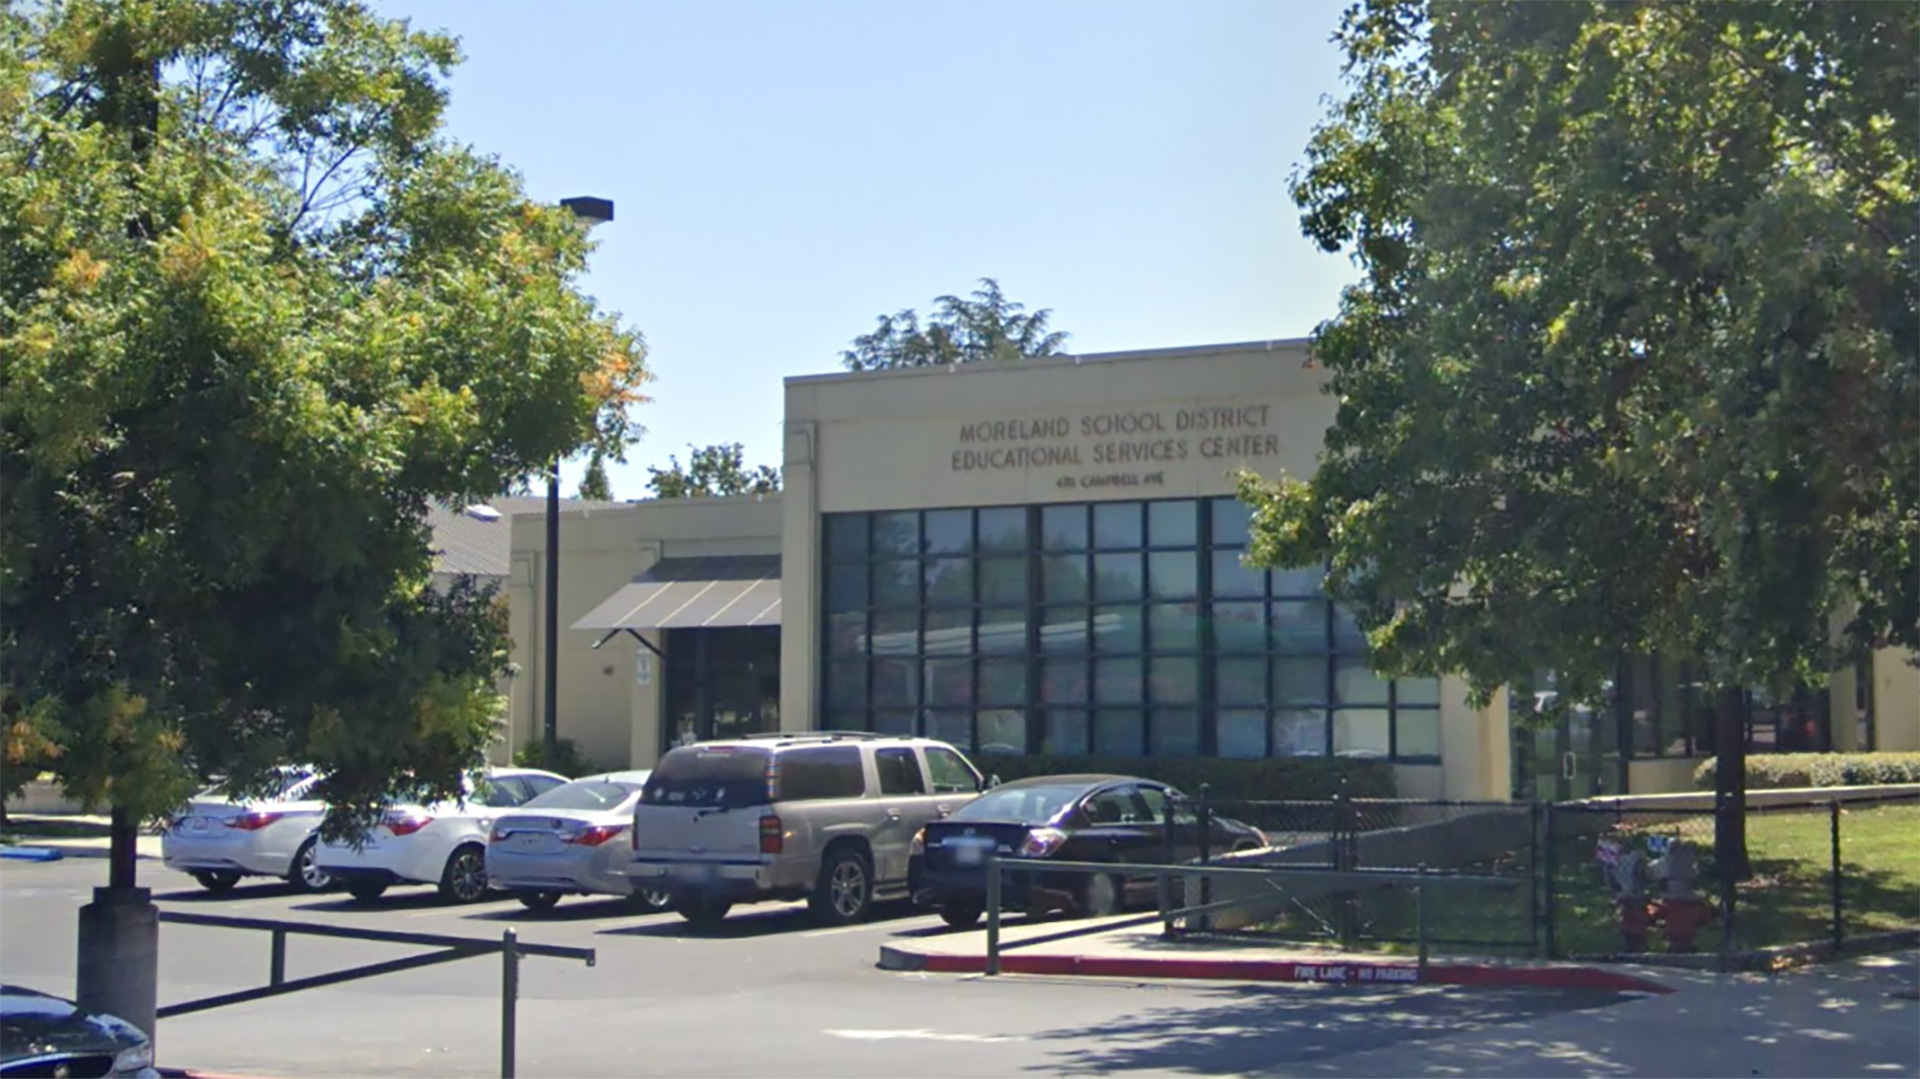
xmin=113 ymin=1040 xmax=154 ymax=1075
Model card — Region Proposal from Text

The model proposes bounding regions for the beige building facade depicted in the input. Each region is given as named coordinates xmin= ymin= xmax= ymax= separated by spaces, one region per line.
xmin=509 ymin=340 xmax=1917 ymax=799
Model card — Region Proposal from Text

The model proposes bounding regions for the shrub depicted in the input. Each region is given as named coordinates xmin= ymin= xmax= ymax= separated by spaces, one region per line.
xmin=512 ymin=737 xmax=601 ymax=778
xmin=972 ymin=754 xmax=1395 ymax=801
xmin=1691 ymin=752 xmax=1920 ymax=791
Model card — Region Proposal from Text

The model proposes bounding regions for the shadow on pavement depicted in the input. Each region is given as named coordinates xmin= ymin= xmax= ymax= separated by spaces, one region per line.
xmin=598 ymin=899 xmax=927 ymax=940
xmin=463 ymin=897 xmax=662 ymax=923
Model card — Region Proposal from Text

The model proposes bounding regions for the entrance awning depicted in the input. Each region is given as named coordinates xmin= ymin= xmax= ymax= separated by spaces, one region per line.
xmin=573 ymin=555 xmax=781 ymax=631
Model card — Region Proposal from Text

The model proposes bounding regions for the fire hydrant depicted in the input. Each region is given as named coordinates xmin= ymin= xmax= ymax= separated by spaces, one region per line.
xmin=1649 ymin=840 xmax=1714 ymax=953
xmin=1597 ymin=839 xmax=1653 ymax=953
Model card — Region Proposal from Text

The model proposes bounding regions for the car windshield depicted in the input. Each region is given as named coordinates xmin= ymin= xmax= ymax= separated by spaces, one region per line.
xmin=641 ymin=746 xmax=772 ymax=809
xmin=951 ymin=784 xmax=1088 ymax=824
xmin=523 ymin=779 xmax=642 ymax=812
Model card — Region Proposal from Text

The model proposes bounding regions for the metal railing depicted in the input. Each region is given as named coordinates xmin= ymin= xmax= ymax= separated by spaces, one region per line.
xmin=979 ymin=850 xmax=1522 ymax=977
xmin=156 ymin=911 xmax=595 ymax=1078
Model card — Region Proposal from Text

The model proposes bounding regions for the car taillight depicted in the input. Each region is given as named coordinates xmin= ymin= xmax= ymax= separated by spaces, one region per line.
xmin=909 ymin=828 xmax=926 ymax=858
xmin=567 ymin=824 xmax=627 ymax=847
xmin=226 ymin=811 xmax=283 ymax=831
xmin=759 ymin=814 xmax=783 ymax=855
xmin=384 ymin=811 xmax=432 ymax=837
xmin=1017 ymin=827 xmax=1067 ymax=859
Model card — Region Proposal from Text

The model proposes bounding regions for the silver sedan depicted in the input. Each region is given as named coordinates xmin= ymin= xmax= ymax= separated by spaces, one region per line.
xmin=485 ymin=770 xmax=671 ymax=913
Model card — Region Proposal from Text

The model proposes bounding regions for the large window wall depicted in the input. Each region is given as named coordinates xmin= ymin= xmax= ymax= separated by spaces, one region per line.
xmin=821 ymin=497 xmax=1441 ymax=762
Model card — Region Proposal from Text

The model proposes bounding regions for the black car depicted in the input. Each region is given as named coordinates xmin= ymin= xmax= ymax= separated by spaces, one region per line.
xmin=0 ymin=985 xmax=156 ymax=1078
xmin=910 ymin=774 xmax=1267 ymax=928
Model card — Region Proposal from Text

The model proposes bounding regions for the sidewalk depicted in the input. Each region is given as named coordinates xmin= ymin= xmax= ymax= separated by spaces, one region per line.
xmin=0 ymin=813 xmax=164 ymax=861
xmin=879 ymin=914 xmax=1679 ymax=994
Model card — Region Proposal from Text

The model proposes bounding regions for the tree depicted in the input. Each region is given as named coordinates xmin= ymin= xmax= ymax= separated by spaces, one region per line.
xmin=1239 ymin=0 xmax=1916 ymax=878
xmin=841 ymin=278 xmax=1070 ymax=371
xmin=578 ymin=449 xmax=614 ymax=501
xmin=646 ymin=443 xmax=780 ymax=499
xmin=0 ymin=0 xmax=650 ymax=873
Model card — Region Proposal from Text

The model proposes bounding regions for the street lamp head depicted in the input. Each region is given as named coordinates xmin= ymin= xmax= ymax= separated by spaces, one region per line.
xmin=559 ymin=196 xmax=614 ymax=226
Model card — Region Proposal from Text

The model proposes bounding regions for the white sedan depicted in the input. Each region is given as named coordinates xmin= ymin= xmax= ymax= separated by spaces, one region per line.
xmin=486 ymin=770 xmax=671 ymax=913
xmin=162 ymin=766 xmax=332 ymax=894
xmin=316 ymin=767 xmax=567 ymax=904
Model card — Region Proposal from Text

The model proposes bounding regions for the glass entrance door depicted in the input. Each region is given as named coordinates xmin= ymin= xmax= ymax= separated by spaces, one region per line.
xmin=663 ymin=627 xmax=781 ymax=753
xmin=1512 ymin=677 xmax=1624 ymax=801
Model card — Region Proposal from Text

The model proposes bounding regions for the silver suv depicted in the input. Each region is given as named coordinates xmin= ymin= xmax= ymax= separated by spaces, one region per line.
xmin=627 ymin=732 xmax=985 ymax=927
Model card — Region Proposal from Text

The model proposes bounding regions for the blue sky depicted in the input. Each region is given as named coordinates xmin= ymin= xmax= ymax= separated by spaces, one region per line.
xmin=375 ymin=0 xmax=1359 ymax=500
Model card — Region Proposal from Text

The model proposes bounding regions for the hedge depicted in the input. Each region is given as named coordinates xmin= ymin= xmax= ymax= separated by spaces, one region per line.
xmin=973 ymin=754 xmax=1396 ymax=802
xmin=1691 ymin=752 xmax=1920 ymax=791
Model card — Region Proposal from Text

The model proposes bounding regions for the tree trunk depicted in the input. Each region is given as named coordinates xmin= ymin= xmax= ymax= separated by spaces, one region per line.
xmin=1712 ymin=685 xmax=1752 ymax=882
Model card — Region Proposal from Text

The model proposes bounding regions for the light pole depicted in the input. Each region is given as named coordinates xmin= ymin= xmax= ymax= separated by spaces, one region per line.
xmin=544 ymin=196 xmax=613 ymax=768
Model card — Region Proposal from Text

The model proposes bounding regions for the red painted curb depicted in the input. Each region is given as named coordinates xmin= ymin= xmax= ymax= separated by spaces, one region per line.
xmin=910 ymin=951 xmax=1673 ymax=995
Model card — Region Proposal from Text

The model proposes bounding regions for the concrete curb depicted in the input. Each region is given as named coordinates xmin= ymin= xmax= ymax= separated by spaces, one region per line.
xmin=877 ymin=942 xmax=1674 ymax=995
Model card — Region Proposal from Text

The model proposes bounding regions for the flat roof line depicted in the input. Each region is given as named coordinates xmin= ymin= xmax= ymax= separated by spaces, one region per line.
xmin=784 ymin=337 xmax=1313 ymax=387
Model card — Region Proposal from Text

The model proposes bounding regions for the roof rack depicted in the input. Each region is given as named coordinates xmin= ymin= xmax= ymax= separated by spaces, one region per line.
xmin=734 ymin=730 xmax=889 ymax=742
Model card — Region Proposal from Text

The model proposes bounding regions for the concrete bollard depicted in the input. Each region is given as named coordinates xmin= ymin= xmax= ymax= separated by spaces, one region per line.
xmin=76 ymin=887 xmax=160 ymax=1048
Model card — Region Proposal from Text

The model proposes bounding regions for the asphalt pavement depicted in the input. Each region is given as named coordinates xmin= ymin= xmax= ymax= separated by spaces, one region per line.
xmin=3 ymin=857 xmax=1914 ymax=1078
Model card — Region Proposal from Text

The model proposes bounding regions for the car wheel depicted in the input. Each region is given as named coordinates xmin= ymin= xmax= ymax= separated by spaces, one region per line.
xmin=192 ymin=870 xmax=242 ymax=895
xmin=810 ymin=847 xmax=873 ymax=926
xmin=517 ymin=890 xmax=562 ymax=912
xmin=630 ymin=888 xmax=673 ymax=913
xmin=286 ymin=838 xmax=333 ymax=894
xmin=346 ymin=881 xmax=389 ymax=903
xmin=438 ymin=844 xmax=490 ymax=904
xmin=939 ymin=904 xmax=983 ymax=930
xmin=1079 ymin=872 xmax=1123 ymax=918
xmin=673 ymin=897 xmax=732 ymax=928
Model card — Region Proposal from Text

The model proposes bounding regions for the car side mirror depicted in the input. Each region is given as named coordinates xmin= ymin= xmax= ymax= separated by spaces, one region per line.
xmin=984 ymin=774 xmax=1001 ymax=791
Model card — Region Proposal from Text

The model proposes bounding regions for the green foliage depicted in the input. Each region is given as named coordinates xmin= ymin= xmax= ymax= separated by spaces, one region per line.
xmin=977 ymin=754 xmax=1396 ymax=802
xmin=0 ymin=1 xmax=649 ymax=838
xmin=1239 ymin=0 xmax=1917 ymax=715
xmin=841 ymin=278 xmax=1069 ymax=371
xmin=577 ymin=449 xmax=613 ymax=501
xmin=646 ymin=443 xmax=779 ymax=499
xmin=511 ymin=735 xmax=599 ymax=778
xmin=1692 ymin=753 xmax=1920 ymax=792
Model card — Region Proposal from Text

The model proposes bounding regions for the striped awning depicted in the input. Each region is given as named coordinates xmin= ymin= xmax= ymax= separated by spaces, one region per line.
xmin=573 ymin=555 xmax=781 ymax=630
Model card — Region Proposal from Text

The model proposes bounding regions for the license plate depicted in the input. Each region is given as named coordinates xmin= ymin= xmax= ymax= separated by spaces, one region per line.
xmin=678 ymin=864 xmax=711 ymax=883
xmin=512 ymin=835 xmax=548 ymax=851
xmin=954 ymin=845 xmax=983 ymax=866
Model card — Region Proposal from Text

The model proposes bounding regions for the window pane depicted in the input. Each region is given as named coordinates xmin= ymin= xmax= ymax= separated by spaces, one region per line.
xmin=978 ymin=507 xmax=1028 ymax=552
xmin=1150 ymin=657 xmax=1200 ymax=705
xmin=875 ymin=747 xmax=926 ymax=795
xmin=1093 ymin=553 xmax=1144 ymax=601
xmin=977 ymin=607 xmax=1028 ymax=655
xmin=979 ymin=557 xmax=1028 ymax=606
xmin=871 ymin=658 xmax=919 ymax=707
xmin=825 ymin=709 xmax=867 ymax=734
xmin=1212 ymin=601 xmax=1267 ymax=653
xmin=924 ymin=509 xmax=972 ymax=555
xmin=1334 ymin=708 xmax=1392 ymax=758
xmin=924 ymin=658 xmax=972 ymax=707
xmin=1218 ymin=710 xmax=1269 ymax=759
xmin=922 ymin=608 xmax=970 ymax=656
xmin=872 ymin=710 xmax=916 ymax=737
xmin=1148 ymin=603 xmax=1203 ymax=652
xmin=1041 ymin=504 xmax=1088 ymax=550
xmin=1148 ymin=500 xmax=1199 ymax=548
xmin=1335 ymin=655 xmax=1391 ymax=705
xmin=1333 ymin=606 xmax=1368 ymax=652
xmin=1094 ymin=657 xmax=1143 ymax=705
xmin=1040 ymin=606 xmax=1089 ymax=654
xmin=1275 ymin=709 xmax=1329 ymax=756
xmin=826 ymin=660 xmax=865 ymax=709
xmin=825 ymin=514 xmax=867 ymax=562
xmin=1045 ymin=709 xmax=1089 ymax=755
xmin=1216 ymin=657 xmax=1268 ymax=706
xmin=873 ymin=511 xmax=920 ymax=557
xmin=1148 ymin=550 xmax=1199 ymax=600
xmin=826 ymin=611 xmax=865 ymax=656
xmin=1211 ymin=497 xmax=1252 ymax=546
xmin=1041 ymin=659 xmax=1087 ymax=704
xmin=1042 ymin=554 xmax=1090 ymax=602
xmin=1271 ymin=600 xmax=1329 ymax=652
xmin=1399 ymin=676 xmax=1442 ymax=706
xmin=1092 ymin=606 xmax=1143 ymax=653
xmin=869 ymin=609 xmax=917 ymax=655
xmin=1211 ymin=548 xmax=1265 ymax=598
xmin=924 ymin=557 xmax=972 ymax=606
xmin=1275 ymin=656 xmax=1330 ymax=705
xmin=1094 ymin=708 xmax=1145 ymax=755
xmin=1395 ymin=709 xmax=1441 ymax=760
xmin=1093 ymin=502 xmax=1142 ymax=549
xmin=1150 ymin=710 xmax=1201 ymax=757
xmin=979 ymin=660 xmax=1025 ymax=706
xmin=978 ymin=709 xmax=1026 ymax=756
xmin=871 ymin=559 xmax=919 ymax=608
xmin=926 ymin=710 xmax=973 ymax=752
xmin=1271 ymin=563 xmax=1327 ymax=597
xmin=825 ymin=561 xmax=867 ymax=613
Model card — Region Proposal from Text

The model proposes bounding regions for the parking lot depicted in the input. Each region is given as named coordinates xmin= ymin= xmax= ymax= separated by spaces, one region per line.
xmin=10 ymin=856 xmax=1872 ymax=1079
